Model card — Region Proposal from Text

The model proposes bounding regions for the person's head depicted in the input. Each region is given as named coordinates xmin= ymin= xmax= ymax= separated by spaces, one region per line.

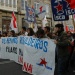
xmin=44 ymin=26 xmax=50 ymax=34
xmin=2 ymin=32 xmax=7 ymax=37
xmin=27 ymin=28 xmax=34 ymax=36
xmin=7 ymin=31 xmax=11 ymax=37
xmin=55 ymin=24 xmax=64 ymax=33
xmin=10 ymin=30 xmax=16 ymax=37
xmin=36 ymin=28 xmax=45 ymax=38
xmin=22 ymin=27 xmax=26 ymax=34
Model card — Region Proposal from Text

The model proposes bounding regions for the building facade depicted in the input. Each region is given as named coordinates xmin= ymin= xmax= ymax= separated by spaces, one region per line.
xmin=0 ymin=0 xmax=53 ymax=33
xmin=0 ymin=0 xmax=17 ymax=33
xmin=0 ymin=0 xmax=29 ymax=33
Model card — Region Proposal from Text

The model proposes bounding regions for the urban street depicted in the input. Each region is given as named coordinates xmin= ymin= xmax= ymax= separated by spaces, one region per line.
xmin=0 ymin=59 xmax=75 ymax=75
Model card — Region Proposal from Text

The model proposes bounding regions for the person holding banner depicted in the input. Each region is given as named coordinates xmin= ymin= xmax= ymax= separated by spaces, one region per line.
xmin=44 ymin=26 xmax=52 ymax=39
xmin=36 ymin=28 xmax=46 ymax=38
xmin=54 ymin=24 xmax=70 ymax=75
xmin=10 ymin=30 xmax=17 ymax=37
xmin=18 ymin=27 xmax=28 ymax=36
xmin=27 ymin=28 xmax=34 ymax=36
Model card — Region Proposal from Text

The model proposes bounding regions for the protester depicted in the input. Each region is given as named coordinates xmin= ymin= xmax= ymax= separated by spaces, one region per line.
xmin=7 ymin=31 xmax=12 ymax=37
xmin=66 ymin=31 xmax=75 ymax=69
xmin=52 ymin=32 xmax=58 ymax=39
xmin=54 ymin=24 xmax=70 ymax=75
xmin=10 ymin=30 xmax=17 ymax=37
xmin=27 ymin=28 xmax=34 ymax=36
xmin=36 ymin=28 xmax=46 ymax=38
xmin=2 ymin=32 xmax=7 ymax=37
xmin=44 ymin=26 xmax=52 ymax=38
xmin=70 ymin=33 xmax=75 ymax=67
xmin=19 ymin=26 xmax=28 ymax=36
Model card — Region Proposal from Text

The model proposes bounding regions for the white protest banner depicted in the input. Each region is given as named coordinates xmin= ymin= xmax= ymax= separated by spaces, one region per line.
xmin=22 ymin=36 xmax=56 ymax=75
xmin=0 ymin=39 xmax=1 ymax=58
xmin=1 ymin=37 xmax=9 ymax=59
xmin=17 ymin=36 xmax=24 ymax=65
xmin=1 ymin=37 xmax=19 ymax=62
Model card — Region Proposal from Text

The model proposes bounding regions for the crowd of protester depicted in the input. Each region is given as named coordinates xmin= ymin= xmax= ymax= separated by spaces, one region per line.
xmin=0 ymin=24 xmax=75 ymax=75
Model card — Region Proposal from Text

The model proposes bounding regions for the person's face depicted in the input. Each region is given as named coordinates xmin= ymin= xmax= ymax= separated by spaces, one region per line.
xmin=10 ymin=32 xmax=13 ymax=36
xmin=22 ymin=29 xmax=24 ymax=32
xmin=54 ymin=27 xmax=59 ymax=32
xmin=67 ymin=32 xmax=71 ymax=36
xmin=2 ymin=34 xmax=6 ymax=37
xmin=7 ymin=32 xmax=11 ymax=36
xmin=44 ymin=28 xmax=47 ymax=33
xmin=27 ymin=29 xmax=30 ymax=34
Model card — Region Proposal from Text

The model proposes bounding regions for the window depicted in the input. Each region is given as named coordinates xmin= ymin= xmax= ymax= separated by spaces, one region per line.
xmin=13 ymin=0 xmax=16 ymax=8
xmin=21 ymin=0 xmax=27 ymax=10
xmin=25 ymin=1 xmax=27 ymax=7
xmin=2 ymin=16 xmax=11 ymax=32
xmin=21 ymin=0 xmax=24 ymax=10
xmin=5 ymin=0 xmax=8 ymax=6
xmin=9 ymin=0 xmax=12 ymax=7
xmin=34 ymin=2 xmax=39 ymax=14
xmin=1 ymin=0 xmax=4 ymax=5
xmin=34 ymin=2 xmax=39 ymax=10
xmin=45 ymin=5 xmax=49 ymax=14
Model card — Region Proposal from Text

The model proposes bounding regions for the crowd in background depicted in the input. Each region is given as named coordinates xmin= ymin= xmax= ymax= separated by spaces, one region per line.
xmin=0 ymin=24 xmax=75 ymax=75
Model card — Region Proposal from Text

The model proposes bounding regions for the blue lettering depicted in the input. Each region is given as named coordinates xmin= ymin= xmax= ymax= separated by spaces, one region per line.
xmin=24 ymin=37 xmax=28 ymax=45
xmin=31 ymin=38 xmax=35 ymax=47
xmin=39 ymin=40 xmax=43 ymax=49
xmin=43 ymin=41 xmax=48 ymax=52
xmin=20 ymin=37 xmax=24 ymax=44
xmin=27 ymin=38 xmax=31 ymax=46
xmin=13 ymin=37 xmax=18 ymax=44
xmin=34 ymin=39 xmax=39 ymax=49
xmin=2 ymin=39 xmax=6 ymax=44
xmin=7 ymin=38 xmax=11 ymax=44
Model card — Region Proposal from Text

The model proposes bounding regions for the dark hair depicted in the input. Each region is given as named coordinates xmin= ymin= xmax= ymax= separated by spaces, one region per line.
xmin=10 ymin=30 xmax=16 ymax=37
xmin=22 ymin=27 xmax=26 ymax=31
xmin=36 ymin=29 xmax=45 ymax=38
xmin=11 ymin=30 xmax=15 ymax=34
xmin=55 ymin=24 xmax=64 ymax=28
xmin=55 ymin=24 xmax=64 ymax=31
xmin=44 ymin=26 xmax=50 ymax=31
xmin=3 ymin=32 xmax=7 ymax=36
xmin=27 ymin=28 xmax=34 ymax=36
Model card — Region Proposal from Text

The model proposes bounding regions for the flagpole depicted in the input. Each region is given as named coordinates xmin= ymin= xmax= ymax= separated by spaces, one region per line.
xmin=72 ymin=15 xmax=75 ymax=32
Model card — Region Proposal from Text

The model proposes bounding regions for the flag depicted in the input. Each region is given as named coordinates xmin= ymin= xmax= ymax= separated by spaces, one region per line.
xmin=64 ymin=25 xmax=74 ymax=32
xmin=37 ymin=2 xmax=46 ymax=20
xmin=62 ymin=0 xmax=75 ymax=15
xmin=65 ymin=25 xmax=69 ymax=32
xmin=70 ymin=0 xmax=75 ymax=9
xmin=25 ymin=6 xmax=36 ymax=23
xmin=42 ymin=15 xmax=48 ymax=27
xmin=51 ymin=0 xmax=69 ymax=21
xmin=10 ymin=11 xmax=18 ymax=33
